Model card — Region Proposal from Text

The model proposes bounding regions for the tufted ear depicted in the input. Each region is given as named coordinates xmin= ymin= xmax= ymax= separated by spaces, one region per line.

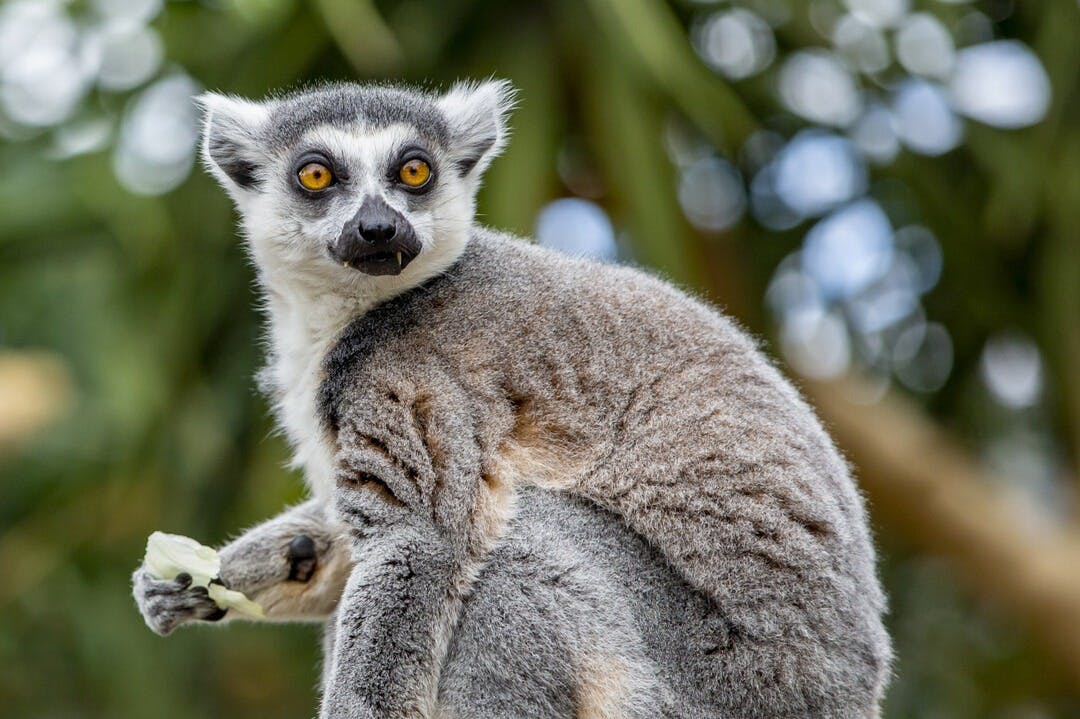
xmin=198 ymin=92 xmax=273 ymax=196
xmin=436 ymin=79 xmax=516 ymax=179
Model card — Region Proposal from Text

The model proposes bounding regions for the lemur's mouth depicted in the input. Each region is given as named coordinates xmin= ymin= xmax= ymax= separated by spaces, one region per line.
xmin=330 ymin=228 xmax=422 ymax=277
xmin=343 ymin=246 xmax=419 ymax=276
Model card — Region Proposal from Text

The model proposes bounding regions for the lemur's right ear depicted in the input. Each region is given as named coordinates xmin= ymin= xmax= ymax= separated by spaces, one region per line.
xmin=198 ymin=92 xmax=272 ymax=195
xmin=437 ymin=79 xmax=517 ymax=180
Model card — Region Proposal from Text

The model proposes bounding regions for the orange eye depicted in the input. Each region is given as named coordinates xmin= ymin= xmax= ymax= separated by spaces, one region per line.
xmin=298 ymin=162 xmax=333 ymax=191
xmin=399 ymin=158 xmax=431 ymax=188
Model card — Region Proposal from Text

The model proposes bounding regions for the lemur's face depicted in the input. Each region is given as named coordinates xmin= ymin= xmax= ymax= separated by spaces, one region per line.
xmin=200 ymin=81 xmax=512 ymax=286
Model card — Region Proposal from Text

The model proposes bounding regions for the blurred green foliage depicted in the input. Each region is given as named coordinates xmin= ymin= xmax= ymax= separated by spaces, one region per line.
xmin=1 ymin=0 xmax=1079 ymax=717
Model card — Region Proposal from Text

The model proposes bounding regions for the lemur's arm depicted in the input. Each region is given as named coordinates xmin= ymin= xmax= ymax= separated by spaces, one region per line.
xmin=319 ymin=377 xmax=503 ymax=718
xmin=320 ymin=499 xmax=462 ymax=719
xmin=133 ymin=499 xmax=352 ymax=636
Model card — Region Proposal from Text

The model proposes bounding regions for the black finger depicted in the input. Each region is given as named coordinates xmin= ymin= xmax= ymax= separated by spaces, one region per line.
xmin=287 ymin=535 xmax=316 ymax=562
xmin=287 ymin=535 xmax=318 ymax=582
xmin=142 ymin=581 xmax=178 ymax=598
xmin=204 ymin=607 xmax=228 ymax=622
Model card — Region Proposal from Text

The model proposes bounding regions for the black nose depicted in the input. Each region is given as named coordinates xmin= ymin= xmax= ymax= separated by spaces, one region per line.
xmin=358 ymin=221 xmax=396 ymax=245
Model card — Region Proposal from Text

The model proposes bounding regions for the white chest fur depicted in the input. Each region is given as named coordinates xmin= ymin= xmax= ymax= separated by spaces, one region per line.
xmin=267 ymin=291 xmax=361 ymax=500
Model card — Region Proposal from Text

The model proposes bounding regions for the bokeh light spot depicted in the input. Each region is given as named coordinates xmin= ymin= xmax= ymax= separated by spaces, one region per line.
xmin=780 ymin=308 xmax=852 ymax=379
xmin=893 ymin=225 xmax=943 ymax=293
xmin=979 ymin=333 xmax=1044 ymax=408
xmin=694 ymin=8 xmax=776 ymax=80
xmin=849 ymin=103 xmax=900 ymax=164
xmin=949 ymin=40 xmax=1051 ymax=129
xmin=750 ymin=163 xmax=803 ymax=231
xmin=774 ymin=130 xmax=867 ymax=217
xmin=848 ymin=257 xmax=921 ymax=333
xmin=678 ymin=156 xmax=747 ymax=232
xmin=893 ymin=321 xmax=953 ymax=392
xmin=535 ymin=198 xmax=618 ymax=261
xmin=113 ymin=74 xmax=201 ymax=196
xmin=0 ymin=1 xmax=93 ymax=128
xmin=802 ymin=199 xmax=894 ymax=300
xmin=832 ymin=14 xmax=890 ymax=75
xmin=892 ymin=79 xmax=963 ymax=155
xmin=778 ymin=50 xmax=863 ymax=127
xmin=92 ymin=21 xmax=163 ymax=92
xmin=896 ymin=12 xmax=955 ymax=79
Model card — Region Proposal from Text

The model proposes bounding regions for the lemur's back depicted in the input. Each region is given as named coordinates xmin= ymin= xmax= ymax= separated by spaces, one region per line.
xmin=320 ymin=228 xmax=891 ymax=717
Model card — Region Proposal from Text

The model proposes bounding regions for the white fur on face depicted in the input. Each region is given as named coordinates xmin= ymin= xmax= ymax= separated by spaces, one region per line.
xmin=242 ymin=124 xmax=472 ymax=308
xmin=237 ymin=123 xmax=475 ymax=498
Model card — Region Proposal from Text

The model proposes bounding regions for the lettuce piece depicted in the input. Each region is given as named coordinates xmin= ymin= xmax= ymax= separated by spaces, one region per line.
xmin=144 ymin=531 xmax=220 ymax=588
xmin=208 ymin=583 xmax=265 ymax=618
xmin=143 ymin=531 xmax=264 ymax=617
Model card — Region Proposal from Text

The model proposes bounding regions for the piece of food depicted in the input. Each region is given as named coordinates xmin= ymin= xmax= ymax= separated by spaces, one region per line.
xmin=144 ymin=532 xmax=220 ymax=587
xmin=143 ymin=531 xmax=265 ymax=618
xmin=207 ymin=583 xmax=265 ymax=618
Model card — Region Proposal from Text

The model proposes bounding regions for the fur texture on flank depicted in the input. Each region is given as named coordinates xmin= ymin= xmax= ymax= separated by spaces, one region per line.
xmin=132 ymin=80 xmax=892 ymax=718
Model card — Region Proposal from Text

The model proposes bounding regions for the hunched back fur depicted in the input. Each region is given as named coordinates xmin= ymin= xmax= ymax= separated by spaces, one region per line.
xmin=316 ymin=228 xmax=892 ymax=717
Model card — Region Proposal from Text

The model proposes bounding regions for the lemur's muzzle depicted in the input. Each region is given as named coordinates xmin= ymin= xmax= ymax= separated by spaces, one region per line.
xmin=330 ymin=196 xmax=421 ymax=276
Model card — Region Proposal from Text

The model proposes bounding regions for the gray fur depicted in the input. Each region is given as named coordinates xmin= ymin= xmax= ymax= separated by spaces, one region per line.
xmin=317 ymin=230 xmax=891 ymax=717
xmin=325 ymin=488 xmax=683 ymax=718
xmin=133 ymin=80 xmax=891 ymax=718
xmin=265 ymin=84 xmax=452 ymax=152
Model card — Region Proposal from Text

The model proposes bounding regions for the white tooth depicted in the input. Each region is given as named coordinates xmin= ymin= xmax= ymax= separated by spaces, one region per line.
xmin=396 ymin=252 xmax=403 ymax=267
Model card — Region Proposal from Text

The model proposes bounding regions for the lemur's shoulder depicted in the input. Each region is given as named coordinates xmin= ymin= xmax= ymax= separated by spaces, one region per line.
xmin=468 ymin=227 xmax=764 ymax=359
xmin=461 ymin=226 xmax=733 ymax=322
xmin=454 ymin=225 xmax=603 ymax=288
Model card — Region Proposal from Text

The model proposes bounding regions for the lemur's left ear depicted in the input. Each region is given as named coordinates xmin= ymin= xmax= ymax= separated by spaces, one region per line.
xmin=437 ymin=79 xmax=516 ymax=179
xmin=198 ymin=92 xmax=273 ymax=197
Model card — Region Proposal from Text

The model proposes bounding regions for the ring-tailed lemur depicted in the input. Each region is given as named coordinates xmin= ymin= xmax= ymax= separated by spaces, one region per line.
xmin=133 ymin=80 xmax=891 ymax=718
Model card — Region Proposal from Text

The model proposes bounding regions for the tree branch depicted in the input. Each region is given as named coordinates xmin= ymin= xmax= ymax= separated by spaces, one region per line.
xmin=803 ymin=376 xmax=1080 ymax=686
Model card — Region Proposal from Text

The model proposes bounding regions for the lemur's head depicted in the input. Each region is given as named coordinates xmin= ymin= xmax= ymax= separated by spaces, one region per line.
xmin=200 ymin=81 xmax=513 ymax=291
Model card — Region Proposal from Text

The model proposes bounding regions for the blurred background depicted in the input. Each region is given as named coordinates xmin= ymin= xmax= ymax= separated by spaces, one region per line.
xmin=1 ymin=0 xmax=1078 ymax=716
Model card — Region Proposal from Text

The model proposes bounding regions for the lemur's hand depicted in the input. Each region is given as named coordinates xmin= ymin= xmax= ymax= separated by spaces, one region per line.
xmin=131 ymin=566 xmax=227 ymax=636
xmin=133 ymin=500 xmax=346 ymax=633
xmin=132 ymin=530 xmax=325 ymax=635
